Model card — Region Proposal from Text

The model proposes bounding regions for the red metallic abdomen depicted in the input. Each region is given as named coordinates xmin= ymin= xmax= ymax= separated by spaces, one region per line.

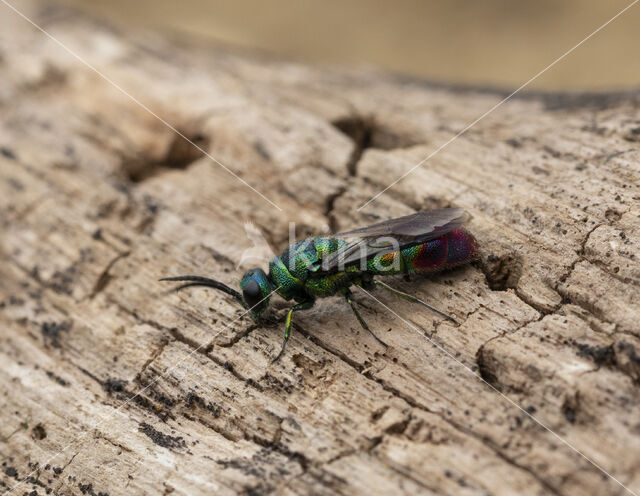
xmin=404 ymin=227 xmax=478 ymax=273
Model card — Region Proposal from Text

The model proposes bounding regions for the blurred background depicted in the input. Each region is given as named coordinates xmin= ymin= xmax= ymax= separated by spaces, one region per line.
xmin=58 ymin=0 xmax=639 ymax=90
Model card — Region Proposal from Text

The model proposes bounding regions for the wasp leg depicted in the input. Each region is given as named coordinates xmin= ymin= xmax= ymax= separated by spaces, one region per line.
xmin=374 ymin=280 xmax=458 ymax=324
xmin=344 ymin=290 xmax=388 ymax=347
xmin=273 ymin=299 xmax=314 ymax=362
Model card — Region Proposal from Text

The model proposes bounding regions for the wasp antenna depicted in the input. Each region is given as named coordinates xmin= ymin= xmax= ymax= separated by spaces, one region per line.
xmin=164 ymin=282 xmax=216 ymax=293
xmin=159 ymin=275 xmax=245 ymax=307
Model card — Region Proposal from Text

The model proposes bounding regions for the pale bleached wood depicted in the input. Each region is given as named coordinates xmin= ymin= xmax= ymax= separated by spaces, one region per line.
xmin=1 ymin=2 xmax=639 ymax=495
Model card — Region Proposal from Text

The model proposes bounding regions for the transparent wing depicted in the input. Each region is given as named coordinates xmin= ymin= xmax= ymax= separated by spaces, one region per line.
xmin=318 ymin=208 xmax=469 ymax=272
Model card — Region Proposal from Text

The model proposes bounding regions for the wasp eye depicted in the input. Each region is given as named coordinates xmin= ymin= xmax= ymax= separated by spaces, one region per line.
xmin=242 ymin=280 xmax=262 ymax=309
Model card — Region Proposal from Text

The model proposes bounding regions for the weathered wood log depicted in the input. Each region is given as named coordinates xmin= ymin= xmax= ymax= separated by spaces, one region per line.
xmin=1 ymin=2 xmax=639 ymax=495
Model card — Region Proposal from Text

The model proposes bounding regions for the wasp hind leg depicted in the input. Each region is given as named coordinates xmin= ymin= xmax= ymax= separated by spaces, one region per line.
xmin=374 ymin=279 xmax=457 ymax=324
xmin=343 ymin=289 xmax=387 ymax=347
xmin=273 ymin=299 xmax=315 ymax=363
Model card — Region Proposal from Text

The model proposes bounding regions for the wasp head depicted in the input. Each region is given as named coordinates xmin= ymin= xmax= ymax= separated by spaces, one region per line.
xmin=240 ymin=268 xmax=275 ymax=320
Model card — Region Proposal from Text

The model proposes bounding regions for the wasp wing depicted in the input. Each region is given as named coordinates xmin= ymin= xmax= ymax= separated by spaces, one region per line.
xmin=317 ymin=208 xmax=469 ymax=272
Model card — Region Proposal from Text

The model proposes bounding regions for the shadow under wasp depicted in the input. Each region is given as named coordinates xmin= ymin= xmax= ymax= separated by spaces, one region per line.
xmin=161 ymin=208 xmax=478 ymax=361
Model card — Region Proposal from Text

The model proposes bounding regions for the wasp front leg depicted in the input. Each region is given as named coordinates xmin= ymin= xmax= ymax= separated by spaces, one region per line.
xmin=273 ymin=299 xmax=315 ymax=362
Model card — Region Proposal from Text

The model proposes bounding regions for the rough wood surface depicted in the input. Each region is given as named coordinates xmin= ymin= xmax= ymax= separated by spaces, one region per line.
xmin=1 ymin=2 xmax=640 ymax=495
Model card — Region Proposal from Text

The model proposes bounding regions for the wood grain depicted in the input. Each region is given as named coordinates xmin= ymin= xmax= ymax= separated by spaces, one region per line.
xmin=1 ymin=2 xmax=639 ymax=495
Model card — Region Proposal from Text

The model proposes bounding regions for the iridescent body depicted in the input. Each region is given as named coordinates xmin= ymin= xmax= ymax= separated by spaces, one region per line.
xmin=269 ymin=227 xmax=477 ymax=301
xmin=161 ymin=209 xmax=478 ymax=361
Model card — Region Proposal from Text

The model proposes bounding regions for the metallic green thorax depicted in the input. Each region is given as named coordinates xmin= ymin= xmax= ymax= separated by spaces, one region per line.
xmin=268 ymin=237 xmax=355 ymax=301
